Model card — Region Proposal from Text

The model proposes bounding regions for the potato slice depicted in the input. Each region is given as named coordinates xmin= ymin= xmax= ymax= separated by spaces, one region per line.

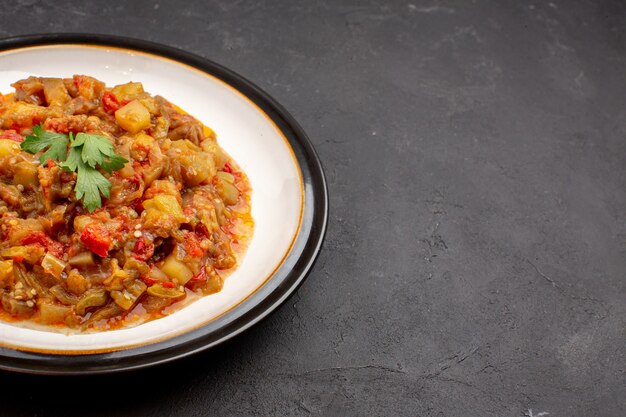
xmin=39 ymin=302 xmax=71 ymax=324
xmin=160 ymin=256 xmax=193 ymax=285
xmin=115 ymin=100 xmax=151 ymax=134
xmin=111 ymin=82 xmax=144 ymax=102
xmin=0 ymin=139 xmax=20 ymax=157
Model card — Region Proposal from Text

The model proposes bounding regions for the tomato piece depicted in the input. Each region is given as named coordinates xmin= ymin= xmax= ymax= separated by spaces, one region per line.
xmin=162 ymin=281 xmax=175 ymax=289
xmin=80 ymin=224 xmax=111 ymax=257
xmin=0 ymin=130 xmax=24 ymax=142
xmin=21 ymin=231 xmax=65 ymax=258
xmin=132 ymin=238 xmax=154 ymax=261
xmin=223 ymin=162 xmax=233 ymax=174
xmin=44 ymin=118 xmax=82 ymax=134
xmin=141 ymin=276 xmax=158 ymax=286
xmin=102 ymin=92 xmax=121 ymax=113
xmin=183 ymin=232 xmax=204 ymax=258
xmin=21 ymin=232 xmax=48 ymax=247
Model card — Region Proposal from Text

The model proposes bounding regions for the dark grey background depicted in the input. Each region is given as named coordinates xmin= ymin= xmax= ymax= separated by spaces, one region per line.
xmin=0 ymin=0 xmax=625 ymax=416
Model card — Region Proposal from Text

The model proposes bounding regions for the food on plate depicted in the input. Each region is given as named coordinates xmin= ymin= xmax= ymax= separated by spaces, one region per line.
xmin=0 ymin=75 xmax=253 ymax=331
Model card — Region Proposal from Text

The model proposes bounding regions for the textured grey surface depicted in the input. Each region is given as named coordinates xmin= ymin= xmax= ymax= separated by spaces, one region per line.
xmin=0 ymin=0 xmax=625 ymax=416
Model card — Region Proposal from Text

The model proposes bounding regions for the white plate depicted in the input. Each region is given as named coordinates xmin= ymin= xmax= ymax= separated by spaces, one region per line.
xmin=0 ymin=34 xmax=327 ymax=374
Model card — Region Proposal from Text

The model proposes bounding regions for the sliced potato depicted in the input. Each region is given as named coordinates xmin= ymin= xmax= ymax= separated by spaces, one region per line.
xmin=160 ymin=255 xmax=193 ymax=285
xmin=42 ymin=78 xmax=71 ymax=106
xmin=130 ymin=133 xmax=155 ymax=161
xmin=143 ymin=194 xmax=186 ymax=222
xmin=111 ymin=82 xmax=144 ymax=102
xmin=13 ymin=161 xmax=39 ymax=187
xmin=115 ymin=100 xmax=151 ymax=134
xmin=68 ymin=252 xmax=95 ymax=267
xmin=39 ymin=302 xmax=71 ymax=324
xmin=0 ymin=139 xmax=21 ymax=157
xmin=0 ymin=260 xmax=14 ymax=288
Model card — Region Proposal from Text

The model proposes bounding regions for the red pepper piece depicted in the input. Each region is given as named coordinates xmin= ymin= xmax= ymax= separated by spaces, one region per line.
xmin=141 ymin=276 xmax=158 ymax=286
xmin=132 ymin=237 xmax=155 ymax=261
xmin=21 ymin=232 xmax=49 ymax=247
xmin=162 ymin=281 xmax=175 ymax=289
xmin=21 ymin=231 xmax=65 ymax=258
xmin=102 ymin=92 xmax=121 ymax=113
xmin=80 ymin=224 xmax=111 ymax=257
xmin=223 ymin=162 xmax=233 ymax=173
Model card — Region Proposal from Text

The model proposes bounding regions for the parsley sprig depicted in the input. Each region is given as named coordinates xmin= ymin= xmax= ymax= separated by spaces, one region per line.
xmin=20 ymin=125 xmax=69 ymax=165
xmin=21 ymin=126 xmax=129 ymax=212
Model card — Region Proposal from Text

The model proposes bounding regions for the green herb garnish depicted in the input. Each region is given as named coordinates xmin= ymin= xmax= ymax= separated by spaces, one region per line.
xmin=21 ymin=126 xmax=128 ymax=212
xmin=21 ymin=125 xmax=69 ymax=165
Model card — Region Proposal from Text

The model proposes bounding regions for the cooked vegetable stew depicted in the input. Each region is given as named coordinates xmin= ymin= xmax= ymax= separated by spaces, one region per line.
xmin=0 ymin=75 xmax=253 ymax=331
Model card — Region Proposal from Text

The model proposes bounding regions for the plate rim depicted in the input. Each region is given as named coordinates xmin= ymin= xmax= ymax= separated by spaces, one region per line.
xmin=0 ymin=33 xmax=328 ymax=375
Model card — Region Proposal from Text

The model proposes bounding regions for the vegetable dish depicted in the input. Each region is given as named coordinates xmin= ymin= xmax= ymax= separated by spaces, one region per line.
xmin=0 ymin=75 xmax=253 ymax=331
